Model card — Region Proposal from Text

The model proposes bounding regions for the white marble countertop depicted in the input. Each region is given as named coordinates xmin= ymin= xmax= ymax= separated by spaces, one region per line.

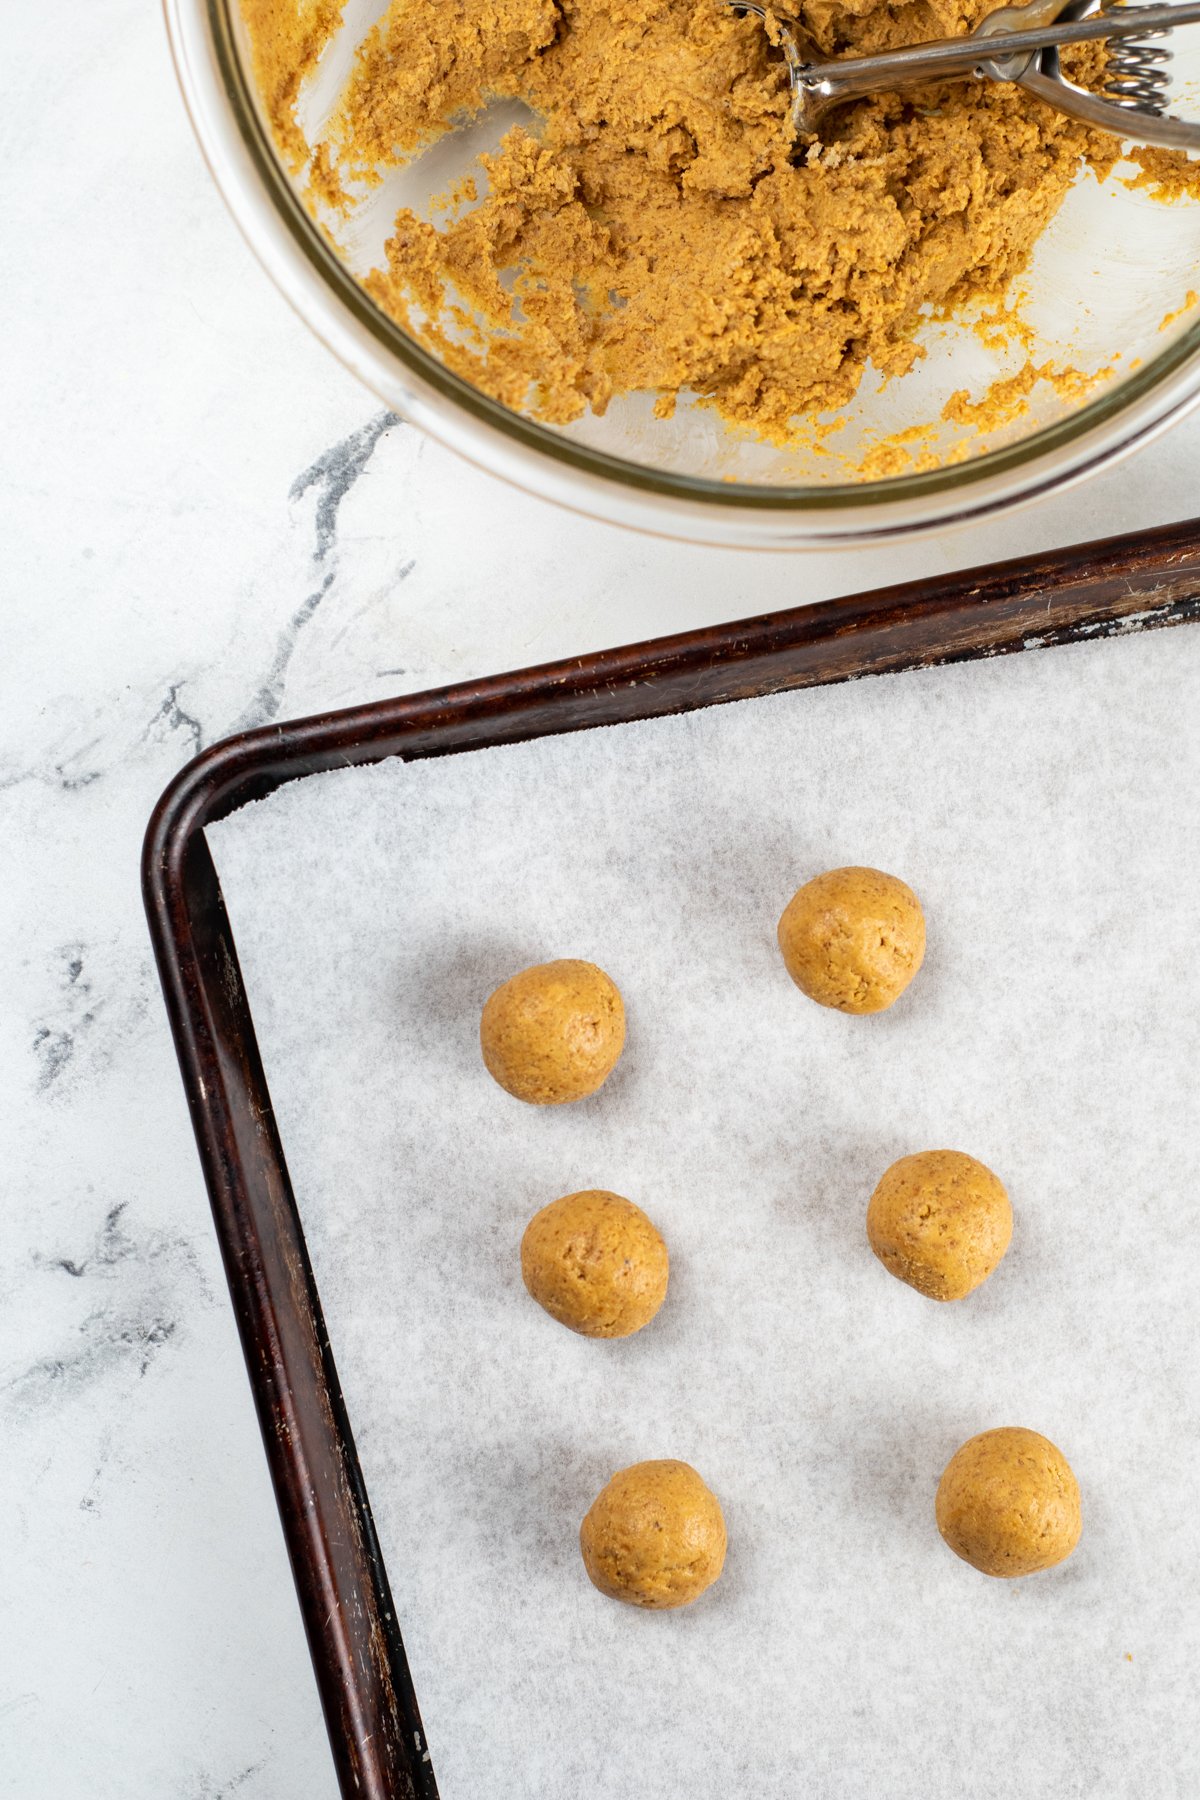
xmin=3 ymin=5 xmax=1199 ymax=1797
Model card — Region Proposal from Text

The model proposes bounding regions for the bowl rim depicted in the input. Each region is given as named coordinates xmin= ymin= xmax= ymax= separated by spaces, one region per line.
xmin=165 ymin=0 xmax=1200 ymax=547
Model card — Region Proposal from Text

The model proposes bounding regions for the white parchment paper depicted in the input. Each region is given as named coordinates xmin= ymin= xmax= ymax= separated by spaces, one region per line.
xmin=208 ymin=625 xmax=1200 ymax=1800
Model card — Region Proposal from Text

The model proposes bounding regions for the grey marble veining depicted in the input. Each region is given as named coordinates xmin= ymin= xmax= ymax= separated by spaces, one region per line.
xmin=235 ymin=411 xmax=403 ymax=732
xmin=3 ymin=2 xmax=1200 ymax=1796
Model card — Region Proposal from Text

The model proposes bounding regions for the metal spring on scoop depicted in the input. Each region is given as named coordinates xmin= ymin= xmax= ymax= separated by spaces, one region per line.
xmin=1102 ymin=0 xmax=1174 ymax=112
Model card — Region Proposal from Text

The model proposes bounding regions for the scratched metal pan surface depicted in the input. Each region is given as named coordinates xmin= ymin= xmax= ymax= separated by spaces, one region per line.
xmin=142 ymin=517 xmax=1200 ymax=1800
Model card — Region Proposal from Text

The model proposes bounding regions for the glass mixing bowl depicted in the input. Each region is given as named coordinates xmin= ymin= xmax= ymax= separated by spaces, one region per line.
xmin=165 ymin=0 xmax=1200 ymax=547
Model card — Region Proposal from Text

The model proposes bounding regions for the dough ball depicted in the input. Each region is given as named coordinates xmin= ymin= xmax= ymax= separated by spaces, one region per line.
xmin=480 ymin=959 xmax=625 ymax=1104
xmin=521 ymin=1190 xmax=669 ymax=1338
xmin=580 ymin=1460 xmax=727 ymax=1609
xmin=867 ymin=1149 xmax=1012 ymax=1301
xmin=936 ymin=1428 xmax=1082 ymax=1578
xmin=777 ymin=866 xmax=926 ymax=1014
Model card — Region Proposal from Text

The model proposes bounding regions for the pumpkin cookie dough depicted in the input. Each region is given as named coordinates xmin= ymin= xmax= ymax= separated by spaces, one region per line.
xmin=294 ymin=0 xmax=1130 ymax=440
xmin=480 ymin=959 xmax=625 ymax=1104
xmin=521 ymin=1189 xmax=669 ymax=1337
xmin=867 ymin=1149 xmax=1012 ymax=1300
xmin=580 ymin=1459 xmax=727 ymax=1608
xmin=244 ymin=0 xmax=1200 ymax=446
xmin=778 ymin=866 xmax=925 ymax=1013
xmin=936 ymin=1427 xmax=1082 ymax=1577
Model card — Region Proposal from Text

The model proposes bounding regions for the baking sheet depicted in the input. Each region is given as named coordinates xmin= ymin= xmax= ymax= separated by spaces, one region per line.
xmin=208 ymin=626 xmax=1200 ymax=1800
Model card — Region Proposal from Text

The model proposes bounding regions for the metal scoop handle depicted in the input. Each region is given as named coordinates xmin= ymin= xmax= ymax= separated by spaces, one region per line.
xmin=732 ymin=0 xmax=1200 ymax=149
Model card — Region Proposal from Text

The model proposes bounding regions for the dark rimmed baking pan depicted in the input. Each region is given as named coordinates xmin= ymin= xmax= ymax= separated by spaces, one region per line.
xmin=142 ymin=518 xmax=1200 ymax=1800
